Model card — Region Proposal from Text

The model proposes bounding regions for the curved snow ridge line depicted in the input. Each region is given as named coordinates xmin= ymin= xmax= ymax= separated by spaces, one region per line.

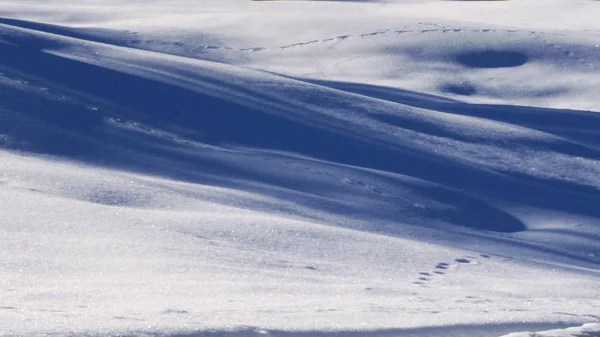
xmin=0 ymin=22 xmax=564 ymax=157
xmin=5 ymin=21 xmax=600 ymax=195
xmin=105 ymin=117 xmax=228 ymax=152
xmin=3 ymin=19 xmax=600 ymax=236
xmin=500 ymin=323 xmax=600 ymax=337
xmin=4 ymin=23 xmax=595 ymax=168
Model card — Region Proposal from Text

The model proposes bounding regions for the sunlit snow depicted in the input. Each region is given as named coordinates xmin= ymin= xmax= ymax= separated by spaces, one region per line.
xmin=1 ymin=0 xmax=599 ymax=336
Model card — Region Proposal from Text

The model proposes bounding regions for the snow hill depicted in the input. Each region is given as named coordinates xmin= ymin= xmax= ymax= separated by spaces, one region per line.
xmin=0 ymin=0 xmax=599 ymax=336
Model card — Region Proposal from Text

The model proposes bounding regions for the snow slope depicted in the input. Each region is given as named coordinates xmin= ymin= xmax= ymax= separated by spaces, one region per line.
xmin=1 ymin=0 xmax=599 ymax=336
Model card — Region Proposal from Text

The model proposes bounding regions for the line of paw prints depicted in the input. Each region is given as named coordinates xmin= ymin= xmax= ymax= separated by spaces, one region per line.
xmin=260 ymin=156 xmax=391 ymax=197
xmin=125 ymin=24 xmax=566 ymax=54
xmin=413 ymin=254 xmax=491 ymax=287
xmin=532 ymin=34 xmax=598 ymax=70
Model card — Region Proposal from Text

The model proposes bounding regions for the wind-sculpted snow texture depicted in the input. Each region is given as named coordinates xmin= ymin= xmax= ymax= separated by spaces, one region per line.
xmin=0 ymin=0 xmax=599 ymax=336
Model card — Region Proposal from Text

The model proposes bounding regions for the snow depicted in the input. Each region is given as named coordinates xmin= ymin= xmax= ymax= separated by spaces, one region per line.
xmin=0 ymin=0 xmax=599 ymax=336
xmin=501 ymin=323 xmax=600 ymax=337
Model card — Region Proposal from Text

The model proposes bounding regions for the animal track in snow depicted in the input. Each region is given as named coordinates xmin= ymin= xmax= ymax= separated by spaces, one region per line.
xmin=322 ymin=35 xmax=351 ymax=42
xmin=435 ymin=262 xmax=450 ymax=270
xmin=341 ymin=177 xmax=386 ymax=196
xmin=455 ymin=257 xmax=479 ymax=265
xmin=533 ymin=34 xmax=598 ymax=70
xmin=0 ymin=306 xmax=17 ymax=310
xmin=360 ymin=30 xmax=389 ymax=38
xmin=413 ymin=255 xmax=485 ymax=287
xmin=128 ymin=24 xmax=569 ymax=57
xmin=261 ymin=155 xmax=391 ymax=197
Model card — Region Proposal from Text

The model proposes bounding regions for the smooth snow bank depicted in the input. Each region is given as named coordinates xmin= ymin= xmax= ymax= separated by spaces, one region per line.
xmin=502 ymin=323 xmax=600 ymax=337
xmin=5 ymin=151 xmax=598 ymax=335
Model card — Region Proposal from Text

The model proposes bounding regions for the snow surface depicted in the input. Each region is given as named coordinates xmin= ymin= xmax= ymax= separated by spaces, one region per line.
xmin=0 ymin=0 xmax=599 ymax=336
